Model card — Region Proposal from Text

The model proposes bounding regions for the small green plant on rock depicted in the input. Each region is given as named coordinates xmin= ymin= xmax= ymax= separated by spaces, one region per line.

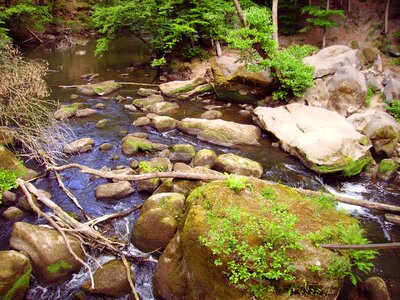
xmin=0 ymin=169 xmax=18 ymax=202
xmin=224 ymin=174 xmax=249 ymax=192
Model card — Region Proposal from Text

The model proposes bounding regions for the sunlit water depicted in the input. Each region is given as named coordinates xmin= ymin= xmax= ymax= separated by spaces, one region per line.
xmin=1 ymin=36 xmax=399 ymax=299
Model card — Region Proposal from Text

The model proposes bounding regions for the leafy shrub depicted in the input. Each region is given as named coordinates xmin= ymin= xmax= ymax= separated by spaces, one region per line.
xmin=224 ymin=174 xmax=249 ymax=192
xmin=385 ymin=100 xmax=400 ymax=121
xmin=0 ymin=169 xmax=18 ymax=202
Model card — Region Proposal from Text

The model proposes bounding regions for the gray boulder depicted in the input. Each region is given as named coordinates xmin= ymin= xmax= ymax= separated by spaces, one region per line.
xmin=95 ymin=181 xmax=134 ymax=200
xmin=253 ymin=104 xmax=372 ymax=175
xmin=383 ymin=76 xmax=400 ymax=102
xmin=159 ymin=77 xmax=208 ymax=98
xmin=151 ymin=116 xmax=178 ymax=132
xmin=75 ymin=108 xmax=96 ymax=118
xmin=304 ymin=45 xmax=363 ymax=78
xmin=144 ymin=101 xmax=180 ymax=115
xmin=10 ymin=222 xmax=85 ymax=286
xmin=76 ymin=80 xmax=121 ymax=96
xmin=63 ymin=138 xmax=94 ymax=154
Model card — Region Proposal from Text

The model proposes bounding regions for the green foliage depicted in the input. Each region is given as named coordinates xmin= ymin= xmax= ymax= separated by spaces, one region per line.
xmin=224 ymin=174 xmax=249 ymax=192
xmin=365 ymin=85 xmax=378 ymax=107
xmin=151 ymin=57 xmax=167 ymax=67
xmin=138 ymin=161 xmax=164 ymax=173
xmin=308 ymin=223 xmax=377 ymax=285
xmin=343 ymin=156 xmax=372 ymax=177
xmin=260 ymin=187 xmax=277 ymax=201
xmin=199 ymin=201 xmax=301 ymax=298
xmin=301 ymin=5 xmax=345 ymax=32
xmin=385 ymin=100 xmax=400 ymax=121
xmin=0 ymin=169 xmax=19 ymax=202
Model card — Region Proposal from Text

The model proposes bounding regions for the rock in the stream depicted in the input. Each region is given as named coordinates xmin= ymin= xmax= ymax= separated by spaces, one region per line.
xmin=304 ymin=45 xmax=364 ymax=78
xmin=70 ymin=94 xmax=79 ymax=100
xmin=169 ymin=144 xmax=196 ymax=163
xmin=2 ymin=191 xmax=17 ymax=206
xmin=95 ymin=103 xmax=105 ymax=109
xmin=131 ymin=193 xmax=185 ymax=252
xmin=95 ymin=181 xmax=134 ymax=200
xmin=364 ymin=277 xmax=391 ymax=300
xmin=144 ymin=101 xmax=180 ymax=115
xmin=80 ymin=259 xmax=134 ymax=297
xmin=151 ymin=116 xmax=178 ymax=132
xmin=137 ymin=88 xmax=160 ymax=97
xmin=326 ymin=65 xmax=367 ymax=116
xmin=54 ymin=103 xmax=83 ymax=120
xmin=159 ymin=77 xmax=208 ymax=98
xmin=191 ymin=149 xmax=217 ymax=168
xmin=377 ymin=159 xmax=398 ymax=180
xmin=3 ymin=207 xmax=24 ymax=221
xmin=18 ymin=189 xmax=51 ymax=212
xmin=10 ymin=222 xmax=85 ymax=286
xmin=347 ymin=109 xmax=400 ymax=157
xmin=132 ymin=94 xmax=164 ymax=109
xmin=132 ymin=116 xmax=151 ymax=126
xmin=0 ymin=146 xmax=27 ymax=178
xmin=214 ymin=153 xmax=263 ymax=178
xmin=75 ymin=108 xmax=96 ymax=118
xmin=99 ymin=143 xmax=113 ymax=151
xmin=136 ymin=158 xmax=172 ymax=192
xmin=63 ymin=138 xmax=94 ymax=154
xmin=201 ymin=110 xmax=222 ymax=120
xmin=0 ymin=250 xmax=32 ymax=300
xmin=76 ymin=80 xmax=121 ymax=96
xmin=211 ymin=55 xmax=274 ymax=102
xmin=253 ymin=104 xmax=372 ymax=175
xmin=96 ymin=119 xmax=109 ymax=129
xmin=177 ymin=118 xmax=261 ymax=147
xmin=121 ymin=135 xmax=153 ymax=156
xmin=124 ymin=104 xmax=137 ymax=112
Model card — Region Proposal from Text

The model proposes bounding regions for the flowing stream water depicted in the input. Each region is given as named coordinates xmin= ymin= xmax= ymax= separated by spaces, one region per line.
xmin=1 ymin=36 xmax=399 ymax=299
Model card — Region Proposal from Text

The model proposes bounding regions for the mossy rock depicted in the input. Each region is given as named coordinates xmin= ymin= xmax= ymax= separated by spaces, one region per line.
xmin=132 ymin=94 xmax=163 ymax=109
xmin=377 ymin=159 xmax=399 ymax=180
xmin=121 ymin=135 xmax=153 ymax=157
xmin=0 ymin=250 xmax=32 ymax=300
xmin=54 ymin=103 xmax=83 ymax=120
xmin=136 ymin=158 xmax=171 ymax=192
xmin=80 ymin=260 xmax=133 ymax=297
xmin=132 ymin=193 xmax=185 ymax=252
xmin=169 ymin=144 xmax=196 ymax=163
xmin=154 ymin=179 xmax=372 ymax=299
xmin=191 ymin=149 xmax=217 ymax=168
xmin=137 ymin=88 xmax=160 ymax=97
xmin=214 ymin=153 xmax=263 ymax=178
xmin=144 ymin=101 xmax=180 ymax=115
xmin=10 ymin=222 xmax=85 ymax=286
xmin=0 ymin=146 xmax=27 ymax=177
xmin=159 ymin=77 xmax=208 ymax=98
xmin=76 ymin=80 xmax=121 ymax=96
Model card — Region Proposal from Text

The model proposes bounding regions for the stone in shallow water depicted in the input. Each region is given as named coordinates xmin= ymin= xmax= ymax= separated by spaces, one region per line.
xmin=95 ymin=181 xmax=134 ymax=200
xmin=76 ymin=80 xmax=121 ymax=96
xmin=63 ymin=138 xmax=94 ymax=154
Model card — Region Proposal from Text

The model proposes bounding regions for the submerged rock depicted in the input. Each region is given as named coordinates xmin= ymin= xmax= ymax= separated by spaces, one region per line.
xmin=304 ymin=45 xmax=363 ymax=78
xmin=10 ymin=222 xmax=84 ymax=286
xmin=81 ymin=260 xmax=134 ymax=297
xmin=253 ymin=104 xmax=372 ymax=175
xmin=214 ymin=153 xmax=263 ymax=178
xmin=132 ymin=193 xmax=185 ymax=252
xmin=178 ymin=118 xmax=261 ymax=147
xmin=76 ymin=80 xmax=121 ymax=96
xmin=347 ymin=109 xmax=400 ymax=157
xmin=63 ymin=138 xmax=94 ymax=154
xmin=154 ymin=179 xmax=360 ymax=299
xmin=0 ymin=250 xmax=32 ymax=300
xmin=159 ymin=77 xmax=208 ymax=98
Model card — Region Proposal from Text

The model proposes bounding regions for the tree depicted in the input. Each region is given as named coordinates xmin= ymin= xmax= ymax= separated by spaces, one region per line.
xmin=384 ymin=0 xmax=391 ymax=34
xmin=233 ymin=0 xmax=247 ymax=27
xmin=272 ymin=0 xmax=278 ymax=45
xmin=301 ymin=4 xmax=345 ymax=48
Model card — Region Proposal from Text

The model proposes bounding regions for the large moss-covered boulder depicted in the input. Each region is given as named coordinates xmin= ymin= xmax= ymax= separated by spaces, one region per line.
xmin=80 ymin=259 xmax=134 ymax=297
xmin=304 ymin=45 xmax=363 ymax=78
xmin=54 ymin=103 xmax=83 ymax=120
xmin=153 ymin=179 xmax=372 ymax=299
xmin=214 ymin=153 xmax=263 ymax=178
xmin=159 ymin=77 xmax=208 ymax=98
xmin=326 ymin=65 xmax=367 ymax=116
xmin=76 ymin=80 xmax=121 ymax=96
xmin=0 ymin=250 xmax=32 ymax=300
xmin=348 ymin=109 xmax=400 ymax=157
xmin=178 ymin=118 xmax=261 ymax=147
xmin=0 ymin=146 xmax=27 ymax=177
xmin=132 ymin=193 xmax=185 ymax=253
xmin=10 ymin=222 xmax=85 ymax=286
xmin=253 ymin=104 xmax=372 ymax=175
xmin=211 ymin=55 xmax=274 ymax=102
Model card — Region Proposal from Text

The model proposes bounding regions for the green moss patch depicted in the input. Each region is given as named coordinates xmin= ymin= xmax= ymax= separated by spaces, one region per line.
xmin=2 ymin=265 xmax=32 ymax=300
xmin=313 ymin=155 xmax=372 ymax=176
xmin=47 ymin=260 xmax=73 ymax=274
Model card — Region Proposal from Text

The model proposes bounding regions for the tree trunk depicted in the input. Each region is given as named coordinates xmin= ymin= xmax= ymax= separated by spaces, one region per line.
xmin=215 ymin=40 xmax=222 ymax=57
xmin=347 ymin=0 xmax=351 ymax=12
xmin=384 ymin=0 xmax=391 ymax=34
xmin=322 ymin=0 xmax=329 ymax=48
xmin=272 ymin=0 xmax=279 ymax=46
xmin=309 ymin=0 xmax=312 ymax=5
xmin=233 ymin=0 xmax=247 ymax=27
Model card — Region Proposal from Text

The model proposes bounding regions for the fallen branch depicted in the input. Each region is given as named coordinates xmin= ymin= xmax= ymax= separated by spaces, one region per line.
xmin=321 ymin=243 xmax=400 ymax=251
xmin=58 ymin=82 xmax=159 ymax=89
xmin=48 ymin=163 xmax=400 ymax=214
xmin=54 ymin=171 xmax=86 ymax=214
xmin=122 ymin=254 xmax=140 ymax=300
xmin=385 ymin=214 xmax=400 ymax=226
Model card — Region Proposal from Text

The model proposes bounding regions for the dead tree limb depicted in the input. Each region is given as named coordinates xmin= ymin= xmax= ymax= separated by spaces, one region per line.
xmin=385 ymin=214 xmax=400 ymax=226
xmin=321 ymin=243 xmax=400 ymax=250
xmin=48 ymin=163 xmax=400 ymax=214
xmin=58 ymin=82 xmax=159 ymax=89
xmin=122 ymin=254 xmax=140 ymax=300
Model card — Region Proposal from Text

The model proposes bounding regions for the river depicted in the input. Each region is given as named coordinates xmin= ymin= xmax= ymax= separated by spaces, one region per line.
xmin=1 ymin=35 xmax=399 ymax=299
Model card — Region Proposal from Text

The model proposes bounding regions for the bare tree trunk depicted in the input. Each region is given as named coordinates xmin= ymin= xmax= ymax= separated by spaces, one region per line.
xmin=272 ymin=0 xmax=279 ymax=46
xmin=309 ymin=0 xmax=312 ymax=5
xmin=233 ymin=0 xmax=247 ymax=27
xmin=215 ymin=40 xmax=222 ymax=57
xmin=384 ymin=0 xmax=391 ymax=34
xmin=322 ymin=0 xmax=330 ymax=48
xmin=347 ymin=0 xmax=351 ymax=13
